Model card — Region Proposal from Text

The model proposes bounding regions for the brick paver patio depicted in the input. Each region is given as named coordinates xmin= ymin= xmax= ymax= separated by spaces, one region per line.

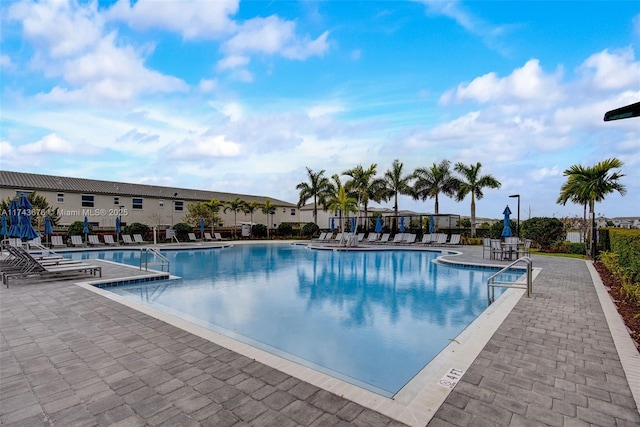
xmin=1 ymin=244 xmax=638 ymax=426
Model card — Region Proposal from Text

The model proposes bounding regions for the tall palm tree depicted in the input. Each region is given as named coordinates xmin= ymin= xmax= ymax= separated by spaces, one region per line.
xmin=557 ymin=158 xmax=626 ymax=253
xmin=244 ymin=200 xmax=261 ymax=238
xmin=224 ymin=197 xmax=245 ymax=239
xmin=382 ymin=159 xmax=412 ymax=231
xmin=412 ymin=159 xmax=458 ymax=214
xmin=325 ymin=187 xmax=358 ymax=233
xmin=261 ymin=199 xmax=276 ymax=238
xmin=453 ymin=162 xmax=502 ymax=237
xmin=296 ymin=167 xmax=332 ymax=226
xmin=203 ymin=197 xmax=224 ymax=234
xmin=343 ymin=164 xmax=385 ymax=231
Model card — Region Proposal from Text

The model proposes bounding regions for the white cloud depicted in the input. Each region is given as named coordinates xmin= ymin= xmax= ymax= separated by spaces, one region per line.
xmin=19 ymin=133 xmax=75 ymax=154
xmin=0 ymin=55 xmax=14 ymax=69
xmin=198 ymin=79 xmax=218 ymax=93
xmin=530 ymin=166 xmax=562 ymax=182
xmin=578 ymin=47 xmax=640 ymax=91
xmin=168 ymin=135 xmax=241 ymax=159
xmin=107 ymin=0 xmax=238 ymax=40
xmin=8 ymin=0 xmax=103 ymax=58
xmin=219 ymin=15 xmax=329 ymax=71
xmin=441 ymin=59 xmax=563 ymax=105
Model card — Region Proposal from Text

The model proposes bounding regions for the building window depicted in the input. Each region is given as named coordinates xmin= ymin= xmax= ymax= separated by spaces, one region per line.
xmin=132 ymin=198 xmax=143 ymax=210
xmin=159 ymin=199 xmax=164 ymax=208
xmin=291 ymin=208 xmax=296 ymax=216
xmin=114 ymin=196 xmax=120 ymax=205
xmin=174 ymin=201 xmax=184 ymax=211
xmin=81 ymin=195 xmax=95 ymax=208
xmin=57 ymin=193 xmax=64 ymax=203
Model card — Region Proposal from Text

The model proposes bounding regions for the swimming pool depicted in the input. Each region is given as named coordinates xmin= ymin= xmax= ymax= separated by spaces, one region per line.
xmin=71 ymin=244 xmax=517 ymax=396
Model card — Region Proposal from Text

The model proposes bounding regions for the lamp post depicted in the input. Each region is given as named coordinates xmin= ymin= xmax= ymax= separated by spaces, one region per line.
xmin=509 ymin=194 xmax=520 ymax=237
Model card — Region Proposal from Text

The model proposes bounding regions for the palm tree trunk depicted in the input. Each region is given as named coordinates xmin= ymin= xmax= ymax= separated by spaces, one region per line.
xmin=470 ymin=194 xmax=476 ymax=237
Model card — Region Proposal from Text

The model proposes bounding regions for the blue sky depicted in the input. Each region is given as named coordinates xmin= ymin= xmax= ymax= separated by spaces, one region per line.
xmin=1 ymin=0 xmax=639 ymax=219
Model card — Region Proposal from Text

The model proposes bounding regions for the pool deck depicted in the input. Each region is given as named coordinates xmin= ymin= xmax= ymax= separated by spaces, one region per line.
xmin=1 ymin=242 xmax=639 ymax=426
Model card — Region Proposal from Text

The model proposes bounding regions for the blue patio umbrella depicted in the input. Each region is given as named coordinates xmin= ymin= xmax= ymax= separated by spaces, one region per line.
xmin=83 ymin=216 xmax=90 ymax=234
xmin=351 ymin=217 xmax=356 ymax=232
xmin=44 ymin=216 xmax=53 ymax=245
xmin=18 ymin=195 xmax=38 ymax=241
xmin=44 ymin=216 xmax=53 ymax=235
xmin=429 ymin=214 xmax=435 ymax=233
xmin=8 ymin=199 xmax=20 ymax=237
xmin=374 ymin=216 xmax=382 ymax=233
xmin=1 ymin=213 xmax=7 ymax=237
xmin=200 ymin=218 xmax=205 ymax=236
xmin=399 ymin=216 xmax=405 ymax=233
xmin=330 ymin=217 xmax=335 ymax=232
xmin=501 ymin=205 xmax=513 ymax=237
xmin=115 ymin=216 xmax=121 ymax=244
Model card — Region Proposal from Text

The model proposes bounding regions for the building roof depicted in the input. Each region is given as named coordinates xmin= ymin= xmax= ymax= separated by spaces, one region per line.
xmin=0 ymin=170 xmax=295 ymax=206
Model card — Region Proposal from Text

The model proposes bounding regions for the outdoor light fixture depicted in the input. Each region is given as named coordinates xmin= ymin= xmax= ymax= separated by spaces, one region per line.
xmin=603 ymin=101 xmax=640 ymax=121
xmin=509 ymin=194 xmax=520 ymax=237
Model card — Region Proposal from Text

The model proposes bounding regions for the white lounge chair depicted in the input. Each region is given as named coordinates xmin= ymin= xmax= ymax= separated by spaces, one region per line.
xmin=103 ymin=235 xmax=118 ymax=246
xmin=188 ymin=233 xmax=198 ymax=242
xmin=402 ymin=233 xmax=416 ymax=244
xmin=204 ymin=232 xmax=213 ymax=241
xmin=366 ymin=233 xmax=379 ymax=244
xmin=448 ymin=234 xmax=462 ymax=246
xmin=70 ymin=235 xmax=85 ymax=247
xmin=50 ymin=235 xmax=65 ymax=248
xmin=87 ymin=235 xmax=104 ymax=246
xmin=374 ymin=233 xmax=390 ymax=244
xmin=122 ymin=235 xmax=135 ymax=245
xmin=391 ymin=233 xmax=405 ymax=244
xmin=213 ymin=232 xmax=226 ymax=241
xmin=133 ymin=234 xmax=147 ymax=244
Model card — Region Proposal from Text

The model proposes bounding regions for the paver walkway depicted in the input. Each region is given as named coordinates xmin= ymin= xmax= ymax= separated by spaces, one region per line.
xmin=1 ymin=245 xmax=639 ymax=426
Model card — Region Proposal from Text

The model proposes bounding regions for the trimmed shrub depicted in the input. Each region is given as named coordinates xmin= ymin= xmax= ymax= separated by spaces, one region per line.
xmin=67 ymin=221 xmax=91 ymax=236
xmin=124 ymin=222 xmax=150 ymax=238
xmin=301 ymin=222 xmax=320 ymax=238
xmin=252 ymin=224 xmax=267 ymax=238
xmin=277 ymin=222 xmax=293 ymax=237
xmin=609 ymin=229 xmax=640 ymax=283
xmin=521 ymin=217 xmax=565 ymax=251
xmin=173 ymin=222 xmax=192 ymax=241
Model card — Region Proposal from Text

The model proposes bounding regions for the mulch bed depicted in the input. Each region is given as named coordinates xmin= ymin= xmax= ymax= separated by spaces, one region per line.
xmin=594 ymin=261 xmax=640 ymax=350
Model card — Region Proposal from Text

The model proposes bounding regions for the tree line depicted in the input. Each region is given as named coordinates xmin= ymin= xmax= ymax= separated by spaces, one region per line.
xmin=296 ymin=159 xmax=501 ymax=236
xmin=296 ymin=157 xmax=626 ymax=238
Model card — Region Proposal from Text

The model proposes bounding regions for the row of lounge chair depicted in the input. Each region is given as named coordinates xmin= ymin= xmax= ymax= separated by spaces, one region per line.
xmin=0 ymin=243 xmax=101 ymax=287
xmin=314 ymin=232 xmax=462 ymax=246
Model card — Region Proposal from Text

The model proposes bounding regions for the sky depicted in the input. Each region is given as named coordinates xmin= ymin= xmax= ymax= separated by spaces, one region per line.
xmin=1 ymin=0 xmax=639 ymax=220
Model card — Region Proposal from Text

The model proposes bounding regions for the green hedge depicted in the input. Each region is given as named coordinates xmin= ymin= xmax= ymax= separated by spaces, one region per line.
xmin=609 ymin=229 xmax=640 ymax=283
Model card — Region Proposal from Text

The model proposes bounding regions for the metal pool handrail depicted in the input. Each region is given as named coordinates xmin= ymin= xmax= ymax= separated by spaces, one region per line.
xmin=487 ymin=257 xmax=532 ymax=303
xmin=140 ymin=247 xmax=170 ymax=273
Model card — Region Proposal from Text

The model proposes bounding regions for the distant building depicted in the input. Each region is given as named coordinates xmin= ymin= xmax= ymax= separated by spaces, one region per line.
xmin=0 ymin=170 xmax=297 ymax=230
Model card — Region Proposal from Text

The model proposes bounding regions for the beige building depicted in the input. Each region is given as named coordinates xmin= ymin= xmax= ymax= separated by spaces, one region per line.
xmin=0 ymin=170 xmax=298 ymax=231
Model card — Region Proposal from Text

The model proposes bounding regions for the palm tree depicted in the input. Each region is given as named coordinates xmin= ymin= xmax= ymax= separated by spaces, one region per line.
xmin=224 ymin=197 xmax=245 ymax=239
xmin=381 ymin=159 xmax=412 ymax=231
xmin=453 ymin=162 xmax=502 ymax=237
xmin=325 ymin=187 xmax=358 ymax=233
xmin=203 ymin=198 xmax=224 ymax=234
xmin=412 ymin=160 xmax=458 ymax=214
xmin=261 ymin=199 xmax=276 ymax=238
xmin=343 ymin=164 xmax=385 ymax=231
xmin=557 ymin=158 xmax=626 ymax=255
xmin=244 ymin=201 xmax=261 ymax=238
xmin=296 ymin=167 xmax=332 ymax=226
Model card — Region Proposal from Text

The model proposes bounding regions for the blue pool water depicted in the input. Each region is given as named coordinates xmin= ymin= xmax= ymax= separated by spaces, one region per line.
xmin=71 ymin=244 xmax=517 ymax=396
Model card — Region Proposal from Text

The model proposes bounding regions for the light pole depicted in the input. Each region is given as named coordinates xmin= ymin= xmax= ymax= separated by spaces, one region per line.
xmin=172 ymin=193 xmax=177 ymax=226
xmin=509 ymin=194 xmax=520 ymax=237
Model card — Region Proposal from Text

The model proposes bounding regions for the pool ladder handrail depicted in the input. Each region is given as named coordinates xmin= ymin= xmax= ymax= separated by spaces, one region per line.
xmin=140 ymin=247 xmax=170 ymax=273
xmin=487 ymin=256 xmax=532 ymax=304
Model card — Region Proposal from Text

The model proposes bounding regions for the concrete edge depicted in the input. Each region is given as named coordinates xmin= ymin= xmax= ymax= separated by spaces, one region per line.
xmin=586 ymin=260 xmax=640 ymax=415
